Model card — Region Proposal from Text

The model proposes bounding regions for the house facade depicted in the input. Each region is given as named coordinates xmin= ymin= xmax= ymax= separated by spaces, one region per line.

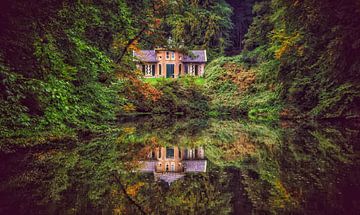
xmin=133 ymin=48 xmax=207 ymax=78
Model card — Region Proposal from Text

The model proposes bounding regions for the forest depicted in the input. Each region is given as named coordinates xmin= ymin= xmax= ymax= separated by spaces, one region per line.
xmin=1 ymin=0 xmax=359 ymax=137
xmin=1 ymin=0 xmax=360 ymax=214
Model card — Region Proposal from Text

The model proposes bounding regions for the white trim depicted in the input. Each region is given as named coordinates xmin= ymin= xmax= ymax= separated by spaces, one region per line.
xmin=204 ymin=50 xmax=207 ymax=62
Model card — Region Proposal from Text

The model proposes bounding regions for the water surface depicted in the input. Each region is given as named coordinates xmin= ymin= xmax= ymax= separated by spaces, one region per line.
xmin=1 ymin=116 xmax=359 ymax=214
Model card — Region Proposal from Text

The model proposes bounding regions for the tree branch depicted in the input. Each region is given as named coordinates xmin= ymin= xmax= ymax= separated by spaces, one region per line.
xmin=112 ymin=172 xmax=148 ymax=215
xmin=115 ymin=27 xmax=147 ymax=64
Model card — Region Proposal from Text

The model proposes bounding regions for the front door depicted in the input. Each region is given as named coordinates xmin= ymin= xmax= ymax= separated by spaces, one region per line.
xmin=166 ymin=64 xmax=174 ymax=78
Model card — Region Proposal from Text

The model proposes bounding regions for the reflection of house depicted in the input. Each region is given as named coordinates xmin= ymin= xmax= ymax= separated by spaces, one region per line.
xmin=133 ymin=48 xmax=207 ymax=78
xmin=139 ymin=146 xmax=206 ymax=184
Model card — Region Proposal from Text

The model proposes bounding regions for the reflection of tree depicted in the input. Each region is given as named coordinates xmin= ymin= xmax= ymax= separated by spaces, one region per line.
xmin=129 ymin=173 xmax=232 ymax=214
xmin=1 ymin=118 xmax=359 ymax=214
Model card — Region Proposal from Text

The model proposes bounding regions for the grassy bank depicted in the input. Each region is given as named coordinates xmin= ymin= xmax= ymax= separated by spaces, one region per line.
xmin=142 ymin=77 xmax=206 ymax=86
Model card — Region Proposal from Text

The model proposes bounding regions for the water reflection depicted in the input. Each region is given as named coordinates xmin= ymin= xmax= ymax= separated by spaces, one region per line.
xmin=139 ymin=146 xmax=206 ymax=184
xmin=0 ymin=116 xmax=359 ymax=214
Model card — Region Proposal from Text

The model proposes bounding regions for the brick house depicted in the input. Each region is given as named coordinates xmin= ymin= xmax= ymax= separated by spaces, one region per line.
xmin=133 ymin=48 xmax=207 ymax=78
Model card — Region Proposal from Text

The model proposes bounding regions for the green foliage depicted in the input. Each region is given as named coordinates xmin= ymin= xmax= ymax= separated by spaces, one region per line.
xmin=163 ymin=0 xmax=233 ymax=60
xmin=270 ymin=0 xmax=360 ymax=118
xmin=135 ymin=77 xmax=210 ymax=116
xmin=204 ymin=54 xmax=282 ymax=119
xmin=0 ymin=0 xmax=136 ymax=136
xmin=206 ymin=0 xmax=360 ymax=120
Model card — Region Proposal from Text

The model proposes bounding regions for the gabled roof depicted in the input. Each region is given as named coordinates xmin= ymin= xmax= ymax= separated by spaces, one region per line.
xmin=182 ymin=50 xmax=207 ymax=63
xmin=133 ymin=50 xmax=158 ymax=62
xmin=154 ymin=172 xmax=185 ymax=184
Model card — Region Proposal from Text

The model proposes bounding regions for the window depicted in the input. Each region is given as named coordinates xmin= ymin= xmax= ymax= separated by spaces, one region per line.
xmin=179 ymin=149 xmax=182 ymax=159
xmin=142 ymin=65 xmax=145 ymax=75
xmin=166 ymin=147 xmax=174 ymax=159
xmin=145 ymin=65 xmax=151 ymax=75
xmin=166 ymin=51 xmax=175 ymax=60
xmin=152 ymin=64 xmax=155 ymax=76
xmin=189 ymin=64 xmax=196 ymax=75
xmin=144 ymin=65 xmax=155 ymax=76
xmin=159 ymin=64 xmax=162 ymax=75
xmin=179 ymin=64 xmax=182 ymax=75
xmin=195 ymin=65 xmax=199 ymax=76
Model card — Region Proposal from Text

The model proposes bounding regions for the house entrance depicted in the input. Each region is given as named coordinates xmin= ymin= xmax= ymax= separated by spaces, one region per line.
xmin=166 ymin=64 xmax=174 ymax=78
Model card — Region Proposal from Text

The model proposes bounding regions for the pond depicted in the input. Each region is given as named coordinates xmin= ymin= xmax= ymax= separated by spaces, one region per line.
xmin=1 ymin=116 xmax=360 ymax=214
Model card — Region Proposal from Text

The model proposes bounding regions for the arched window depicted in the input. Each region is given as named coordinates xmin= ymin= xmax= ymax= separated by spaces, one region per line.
xmin=159 ymin=64 xmax=162 ymax=75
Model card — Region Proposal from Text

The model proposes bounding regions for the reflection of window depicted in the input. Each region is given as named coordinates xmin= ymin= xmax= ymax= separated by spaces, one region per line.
xmin=158 ymin=148 xmax=161 ymax=159
xmin=166 ymin=147 xmax=174 ymax=159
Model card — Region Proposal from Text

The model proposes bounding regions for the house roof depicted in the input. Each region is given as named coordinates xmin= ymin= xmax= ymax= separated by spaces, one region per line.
xmin=133 ymin=50 xmax=207 ymax=63
xmin=138 ymin=161 xmax=157 ymax=172
xmin=182 ymin=50 xmax=207 ymax=63
xmin=183 ymin=160 xmax=207 ymax=172
xmin=133 ymin=50 xmax=158 ymax=62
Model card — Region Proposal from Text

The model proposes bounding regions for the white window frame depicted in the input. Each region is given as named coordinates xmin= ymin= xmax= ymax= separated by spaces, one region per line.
xmin=145 ymin=65 xmax=152 ymax=76
xmin=171 ymin=52 xmax=175 ymax=60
